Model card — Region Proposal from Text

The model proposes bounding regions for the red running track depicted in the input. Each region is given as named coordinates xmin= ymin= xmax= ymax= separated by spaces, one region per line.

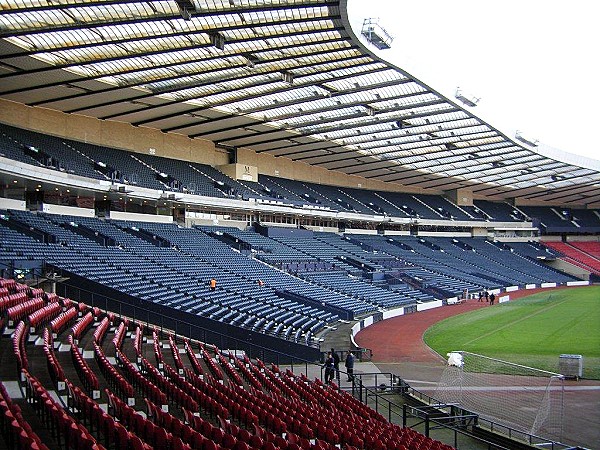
xmin=354 ymin=287 xmax=573 ymax=363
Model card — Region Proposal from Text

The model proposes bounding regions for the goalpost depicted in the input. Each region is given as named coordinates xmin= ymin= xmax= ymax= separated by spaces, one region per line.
xmin=434 ymin=351 xmax=564 ymax=442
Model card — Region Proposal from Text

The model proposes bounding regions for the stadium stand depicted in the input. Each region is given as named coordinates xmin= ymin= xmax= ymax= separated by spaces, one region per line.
xmin=541 ymin=241 xmax=600 ymax=275
xmin=0 ymin=278 xmax=457 ymax=450
xmin=0 ymin=1 xmax=599 ymax=448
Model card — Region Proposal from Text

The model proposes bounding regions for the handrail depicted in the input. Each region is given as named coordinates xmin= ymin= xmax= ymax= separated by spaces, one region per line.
xmin=349 ymin=372 xmax=573 ymax=450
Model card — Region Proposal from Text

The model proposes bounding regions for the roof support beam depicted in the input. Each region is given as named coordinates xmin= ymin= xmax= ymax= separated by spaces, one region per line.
xmin=128 ymin=63 xmax=388 ymax=126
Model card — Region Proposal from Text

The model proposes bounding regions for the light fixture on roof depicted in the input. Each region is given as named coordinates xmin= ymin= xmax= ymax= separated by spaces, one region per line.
xmin=515 ymin=130 xmax=539 ymax=147
xmin=244 ymin=54 xmax=260 ymax=68
xmin=361 ymin=18 xmax=394 ymax=50
xmin=209 ymin=32 xmax=225 ymax=50
xmin=174 ymin=0 xmax=196 ymax=20
xmin=455 ymin=87 xmax=480 ymax=107
xmin=396 ymin=119 xmax=412 ymax=129
xmin=281 ymin=71 xmax=294 ymax=84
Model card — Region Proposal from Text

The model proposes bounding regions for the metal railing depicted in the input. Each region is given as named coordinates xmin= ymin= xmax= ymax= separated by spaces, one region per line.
xmin=346 ymin=372 xmax=574 ymax=450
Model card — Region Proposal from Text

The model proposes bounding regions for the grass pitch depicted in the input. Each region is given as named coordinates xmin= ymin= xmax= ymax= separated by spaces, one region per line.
xmin=423 ymin=286 xmax=600 ymax=379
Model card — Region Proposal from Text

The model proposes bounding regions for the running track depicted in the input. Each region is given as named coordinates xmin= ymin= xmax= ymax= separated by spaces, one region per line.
xmin=354 ymin=287 xmax=572 ymax=363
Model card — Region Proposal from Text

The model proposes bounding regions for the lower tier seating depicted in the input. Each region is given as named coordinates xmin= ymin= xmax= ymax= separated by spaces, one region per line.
xmin=0 ymin=278 xmax=454 ymax=450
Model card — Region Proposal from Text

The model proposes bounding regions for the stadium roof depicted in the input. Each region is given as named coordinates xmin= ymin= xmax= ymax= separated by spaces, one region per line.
xmin=0 ymin=0 xmax=599 ymax=206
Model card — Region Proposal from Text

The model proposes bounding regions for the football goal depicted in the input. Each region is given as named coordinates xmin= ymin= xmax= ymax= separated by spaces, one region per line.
xmin=434 ymin=351 xmax=564 ymax=441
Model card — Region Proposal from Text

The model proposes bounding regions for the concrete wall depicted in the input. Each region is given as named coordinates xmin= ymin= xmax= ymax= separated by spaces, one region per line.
xmin=0 ymin=99 xmax=428 ymax=194
xmin=218 ymin=163 xmax=259 ymax=183
xmin=545 ymin=259 xmax=590 ymax=281
xmin=236 ymin=146 xmax=430 ymax=193
xmin=0 ymin=99 xmax=418 ymax=194
xmin=41 ymin=203 xmax=95 ymax=218
xmin=0 ymin=99 xmax=225 ymax=167
xmin=446 ymin=188 xmax=473 ymax=206
xmin=0 ymin=198 xmax=26 ymax=211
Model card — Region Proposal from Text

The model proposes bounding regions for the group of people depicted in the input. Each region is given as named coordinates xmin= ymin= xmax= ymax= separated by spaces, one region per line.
xmin=478 ymin=290 xmax=496 ymax=305
xmin=324 ymin=348 xmax=355 ymax=384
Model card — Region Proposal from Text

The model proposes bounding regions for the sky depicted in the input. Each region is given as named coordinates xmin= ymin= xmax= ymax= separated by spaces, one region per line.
xmin=348 ymin=0 xmax=600 ymax=166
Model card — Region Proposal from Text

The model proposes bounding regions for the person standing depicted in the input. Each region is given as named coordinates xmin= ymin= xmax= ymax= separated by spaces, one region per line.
xmin=209 ymin=278 xmax=217 ymax=290
xmin=344 ymin=350 xmax=355 ymax=382
xmin=324 ymin=352 xmax=335 ymax=384
xmin=489 ymin=292 xmax=495 ymax=305
xmin=331 ymin=348 xmax=340 ymax=382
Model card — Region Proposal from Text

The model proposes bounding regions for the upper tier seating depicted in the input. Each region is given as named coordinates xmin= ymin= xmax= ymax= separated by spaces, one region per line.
xmin=2 ymin=122 xmax=599 ymax=229
xmin=257 ymin=176 xmax=344 ymax=210
xmin=0 ymin=123 xmax=104 ymax=181
xmin=570 ymin=209 xmax=600 ymax=231
xmin=412 ymin=194 xmax=474 ymax=221
xmin=299 ymin=182 xmax=371 ymax=214
xmin=471 ymin=200 xmax=523 ymax=222
xmin=518 ymin=206 xmax=578 ymax=232
xmin=130 ymin=153 xmax=230 ymax=197
xmin=370 ymin=191 xmax=440 ymax=219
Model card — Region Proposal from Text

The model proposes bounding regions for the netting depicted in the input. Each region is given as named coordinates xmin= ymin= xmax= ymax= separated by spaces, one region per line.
xmin=434 ymin=351 xmax=564 ymax=441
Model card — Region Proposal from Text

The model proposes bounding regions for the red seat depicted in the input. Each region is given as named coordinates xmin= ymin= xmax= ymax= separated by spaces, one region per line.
xmin=191 ymin=431 xmax=205 ymax=449
xmin=154 ymin=425 xmax=169 ymax=449
xmin=204 ymin=439 xmax=218 ymax=450
xmin=115 ymin=422 xmax=129 ymax=449
xmin=130 ymin=435 xmax=146 ymax=450
xmin=249 ymin=435 xmax=263 ymax=449
xmin=236 ymin=428 xmax=251 ymax=444
xmin=172 ymin=436 xmax=187 ymax=450
xmin=211 ymin=426 xmax=225 ymax=444
xmin=234 ymin=441 xmax=250 ymax=450
xmin=272 ymin=435 xmax=287 ymax=450
xmin=221 ymin=432 xmax=237 ymax=449
xmin=143 ymin=421 xmax=156 ymax=445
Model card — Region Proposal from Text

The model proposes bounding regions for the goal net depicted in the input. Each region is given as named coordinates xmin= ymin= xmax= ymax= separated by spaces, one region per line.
xmin=434 ymin=351 xmax=564 ymax=441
